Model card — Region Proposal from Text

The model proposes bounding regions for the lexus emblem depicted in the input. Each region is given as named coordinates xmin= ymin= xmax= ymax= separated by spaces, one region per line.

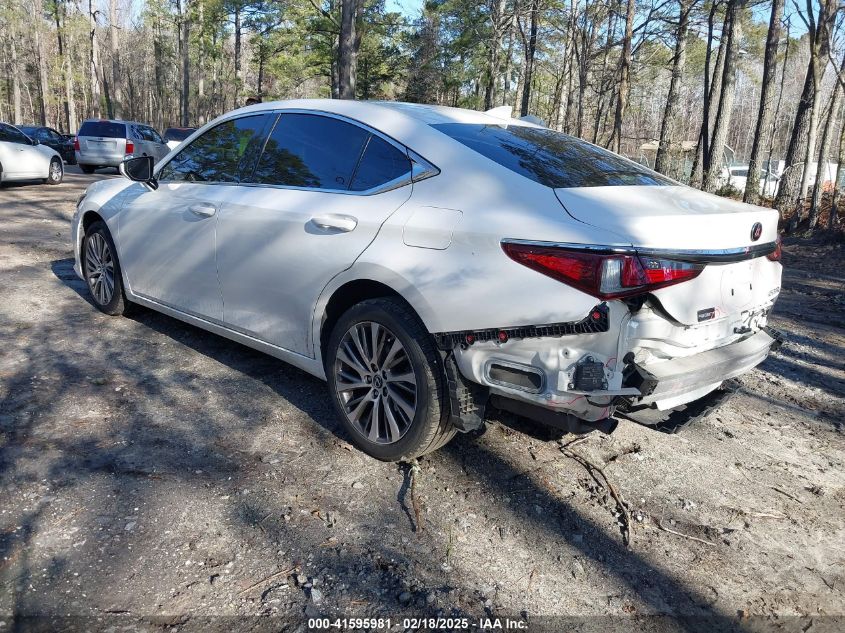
xmin=750 ymin=222 xmax=763 ymax=241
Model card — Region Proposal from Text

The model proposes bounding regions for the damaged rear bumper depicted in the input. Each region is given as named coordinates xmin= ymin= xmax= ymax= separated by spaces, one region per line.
xmin=439 ymin=300 xmax=782 ymax=434
xmin=625 ymin=329 xmax=780 ymax=410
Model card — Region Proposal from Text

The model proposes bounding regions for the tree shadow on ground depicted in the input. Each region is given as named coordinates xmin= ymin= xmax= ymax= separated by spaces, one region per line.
xmin=0 ymin=259 xmax=768 ymax=632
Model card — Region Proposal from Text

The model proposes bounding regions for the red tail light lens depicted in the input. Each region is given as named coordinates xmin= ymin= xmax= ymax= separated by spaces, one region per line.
xmin=767 ymin=236 xmax=782 ymax=262
xmin=502 ymin=243 xmax=704 ymax=300
xmin=73 ymin=136 xmax=80 ymax=151
xmin=125 ymin=139 xmax=134 ymax=155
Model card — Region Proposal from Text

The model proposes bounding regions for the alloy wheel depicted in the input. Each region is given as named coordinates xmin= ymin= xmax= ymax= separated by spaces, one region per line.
xmin=85 ymin=233 xmax=115 ymax=305
xmin=50 ymin=159 xmax=62 ymax=182
xmin=334 ymin=321 xmax=418 ymax=444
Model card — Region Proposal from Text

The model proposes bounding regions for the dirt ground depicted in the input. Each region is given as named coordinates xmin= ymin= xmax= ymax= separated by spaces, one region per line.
xmin=0 ymin=169 xmax=843 ymax=632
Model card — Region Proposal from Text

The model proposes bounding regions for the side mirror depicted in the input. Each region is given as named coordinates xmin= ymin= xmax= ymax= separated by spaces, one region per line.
xmin=119 ymin=155 xmax=158 ymax=190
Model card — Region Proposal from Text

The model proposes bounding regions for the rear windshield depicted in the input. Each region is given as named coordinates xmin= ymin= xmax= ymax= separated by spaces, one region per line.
xmin=431 ymin=123 xmax=673 ymax=188
xmin=78 ymin=121 xmax=126 ymax=138
xmin=164 ymin=128 xmax=194 ymax=142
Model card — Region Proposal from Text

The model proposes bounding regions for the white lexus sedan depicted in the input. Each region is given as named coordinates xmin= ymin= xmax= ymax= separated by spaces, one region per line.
xmin=71 ymin=100 xmax=783 ymax=461
xmin=0 ymin=122 xmax=64 ymax=185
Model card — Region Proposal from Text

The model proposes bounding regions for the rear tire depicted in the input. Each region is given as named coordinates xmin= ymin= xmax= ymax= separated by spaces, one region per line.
xmin=80 ymin=164 xmax=96 ymax=174
xmin=325 ymin=298 xmax=456 ymax=461
xmin=45 ymin=157 xmax=63 ymax=185
xmin=82 ymin=221 xmax=130 ymax=316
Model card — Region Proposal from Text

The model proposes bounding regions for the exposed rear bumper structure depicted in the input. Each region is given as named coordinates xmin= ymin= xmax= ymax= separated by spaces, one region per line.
xmin=625 ymin=330 xmax=780 ymax=409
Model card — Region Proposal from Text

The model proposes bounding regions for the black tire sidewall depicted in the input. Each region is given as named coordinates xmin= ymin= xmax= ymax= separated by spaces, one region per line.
xmin=80 ymin=165 xmax=96 ymax=174
xmin=326 ymin=299 xmax=446 ymax=461
xmin=82 ymin=221 xmax=126 ymax=315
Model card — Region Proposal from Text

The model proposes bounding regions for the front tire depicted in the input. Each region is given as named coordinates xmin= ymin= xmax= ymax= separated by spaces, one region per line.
xmin=325 ymin=298 xmax=456 ymax=461
xmin=82 ymin=221 xmax=130 ymax=315
xmin=80 ymin=164 xmax=96 ymax=174
xmin=45 ymin=157 xmax=63 ymax=185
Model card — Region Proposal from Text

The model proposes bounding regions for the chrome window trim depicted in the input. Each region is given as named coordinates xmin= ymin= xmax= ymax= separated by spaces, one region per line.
xmin=155 ymin=108 xmax=440 ymax=196
xmin=501 ymin=238 xmax=778 ymax=263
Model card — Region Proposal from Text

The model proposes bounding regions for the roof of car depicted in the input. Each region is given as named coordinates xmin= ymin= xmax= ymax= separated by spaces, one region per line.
xmin=233 ymin=99 xmax=537 ymax=128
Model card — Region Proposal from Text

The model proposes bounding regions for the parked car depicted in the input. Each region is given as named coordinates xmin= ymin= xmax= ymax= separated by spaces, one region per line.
xmin=18 ymin=125 xmax=76 ymax=164
xmin=71 ymin=100 xmax=783 ymax=461
xmin=0 ymin=122 xmax=63 ymax=185
xmin=75 ymin=119 xmax=169 ymax=174
xmin=163 ymin=127 xmax=197 ymax=151
xmin=718 ymin=165 xmax=780 ymax=197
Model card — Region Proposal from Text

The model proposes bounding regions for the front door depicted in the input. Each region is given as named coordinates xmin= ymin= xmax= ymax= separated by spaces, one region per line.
xmin=216 ymin=112 xmax=415 ymax=356
xmin=115 ymin=113 xmax=274 ymax=321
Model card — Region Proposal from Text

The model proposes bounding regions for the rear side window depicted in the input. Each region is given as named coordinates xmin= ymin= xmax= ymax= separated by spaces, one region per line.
xmin=250 ymin=114 xmax=369 ymax=189
xmin=349 ymin=136 xmax=411 ymax=191
xmin=158 ymin=114 xmax=270 ymax=183
xmin=431 ymin=123 xmax=673 ymax=188
xmin=78 ymin=121 xmax=126 ymax=138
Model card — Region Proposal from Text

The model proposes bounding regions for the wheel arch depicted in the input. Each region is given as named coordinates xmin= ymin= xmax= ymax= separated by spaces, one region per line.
xmin=314 ymin=266 xmax=438 ymax=366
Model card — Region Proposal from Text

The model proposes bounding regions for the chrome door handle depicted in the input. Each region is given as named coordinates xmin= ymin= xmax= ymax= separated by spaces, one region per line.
xmin=189 ymin=203 xmax=217 ymax=217
xmin=310 ymin=214 xmax=357 ymax=232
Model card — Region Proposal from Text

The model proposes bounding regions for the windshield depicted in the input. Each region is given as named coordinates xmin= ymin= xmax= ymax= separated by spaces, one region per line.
xmin=431 ymin=122 xmax=674 ymax=188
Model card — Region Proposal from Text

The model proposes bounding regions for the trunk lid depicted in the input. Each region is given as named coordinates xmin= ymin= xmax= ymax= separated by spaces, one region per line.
xmin=554 ymin=185 xmax=779 ymax=249
xmin=555 ymin=185 xmax=782 ymax=326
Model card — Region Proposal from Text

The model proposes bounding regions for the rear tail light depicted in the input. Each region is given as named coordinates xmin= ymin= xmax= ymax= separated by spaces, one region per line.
xmin=501 ymin=242 xmax=704 ymax=300
xmin=767 ymin=236 xmax=782 ymax=262
xmin=125 ymin=139 xmax=134 ymax=155
xmin=73 ymin=136 xmax=80 ymax=151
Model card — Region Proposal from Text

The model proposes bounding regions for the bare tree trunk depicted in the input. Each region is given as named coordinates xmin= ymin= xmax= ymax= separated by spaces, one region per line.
xmin=774 ymin=0 xmax=834 ymax=221
xmin=484 ymin=0 xmax=506 ymax=110
xmin=52 ymin=0 xmax=76 ymax=133
xmin=809 ymin=53 xmax=845 ymax=228
xmin=109 ymin=0 xmax=121 ymax=119
xmin=9 ymin=27 xmax=22 ymax=124
xmin=338 ymin=0 xmax=362 ymax=99
xmin=31 ymin=0 xmax=49 ymax=127
xmin=89 ymin=0 xmax=101 ymax=118
xmin=703 ymin=0 xmax=741 ymax=193
xmin=609 ymin=0 xmax=634 ymax=154
xmin=197 ymin=0 xmax=205 ymax=124
xmin=744 ymin=0 xmax=783 ymax=203
xmin=519 ymin=0 xmax=539 ymax=117
xmin=181 ymin=0 xmax=190 ymax=125
xmin=501 ymin=27 xmax=514 ymax=106
xmin=234 ymin=4 xmax=242 ymax=102
xmin=829 ymin=102 xmax=845 ymax=230
xmin=655 ymin=0 xmax=692 ymax=177
xmin=690 ymin=1 xmax=726 ymax=186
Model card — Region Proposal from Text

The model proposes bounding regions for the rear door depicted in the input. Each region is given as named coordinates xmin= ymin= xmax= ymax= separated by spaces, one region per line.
xmin=215 ymin=112 xmax=414 ymax=356
xmin=117 ymin=113 xmax=273 ymax=320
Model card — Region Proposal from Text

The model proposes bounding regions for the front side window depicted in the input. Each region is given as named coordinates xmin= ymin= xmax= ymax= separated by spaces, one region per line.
xmin=158 ymin=115 xmax=270 ymax=183
xmin=349 ymin=135 xmax=412 ymax=192
xmin=431 ymin=123 xmax=674 ymax=188
xmin=250 ymin=114 xmax=370 ymax=189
